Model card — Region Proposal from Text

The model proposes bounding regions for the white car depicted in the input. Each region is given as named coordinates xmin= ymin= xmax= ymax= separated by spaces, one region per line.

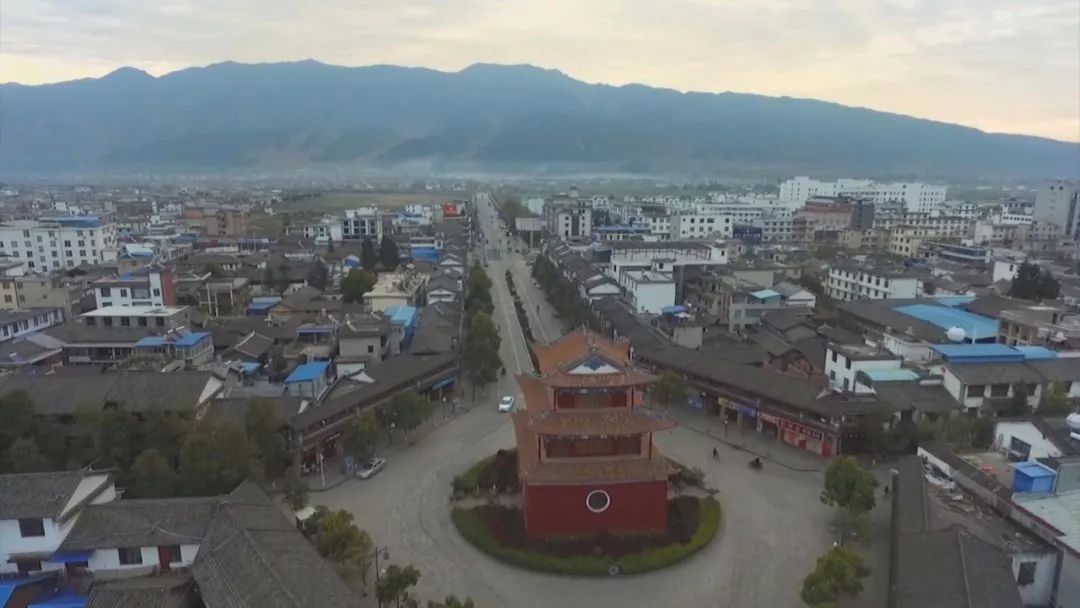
xmin=498 ymin=396 xmax=515 ymax=413
xmin=355 ymin=457 xmax=386 ymax=479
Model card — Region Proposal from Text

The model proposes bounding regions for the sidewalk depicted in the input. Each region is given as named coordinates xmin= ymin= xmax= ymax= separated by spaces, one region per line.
xmin=663 ymin=405 xmax=827 ymax=473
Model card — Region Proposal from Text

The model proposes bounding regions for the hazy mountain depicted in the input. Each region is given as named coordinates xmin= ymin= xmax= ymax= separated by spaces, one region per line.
xmin=1 ymin=60 xmax=1077 ymax=178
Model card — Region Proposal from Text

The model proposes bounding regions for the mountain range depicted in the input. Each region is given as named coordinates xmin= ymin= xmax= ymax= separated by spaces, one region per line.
xmin=1 ymin=60 xmax=1077 ymax=178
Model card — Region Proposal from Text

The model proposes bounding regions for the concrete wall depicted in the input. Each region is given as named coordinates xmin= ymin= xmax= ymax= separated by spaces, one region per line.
xmin=523 ymin=480 xmax=668 ymax=538
xmin=994 ymin=421 xmax=1064 ymax=461
xmin=1011 ymin=550 xmax=1057 ymax=606
xmin=0 ymin=518 xmax=64 ymax=574
xmin=1056 ymin=551 xmax=1080 ymax=608
xmin=87 ymin=543 xmax=199 ymax=573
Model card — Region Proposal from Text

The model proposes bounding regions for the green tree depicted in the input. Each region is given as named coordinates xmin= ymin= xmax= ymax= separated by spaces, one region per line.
xmin=463 ymin=312 xmax=502 ymax=397
xmin=386 ymin=393 xmax=435 ymax=438
xmin=1008 ymin=383 xmax=1033 ymax=416
xmin=4 ymin=437 xmax=51 ymax=473
xmin=178 ymin=421 xmax=256 ymax=496
xmin=1040 ymin=382 xmax=1073 ymax=416
xmin=97 ymin=410 xmax=140 ymax=469
xmin=129 ymin=448 xmax=177 ymax=498
xmin=283 ymin=471 xmax=309 ymax=512
xmin=246 ymin=400 xmax=291 ymax=480
xmin=307 ymin=259 xmax=329 ymax=290
xmin=361 ymin=237 xmax=378 ymax=271
xmin=343 ymin=412 xmax=380 ymax=461
xmin=377 ymin=564 xmax=421 ymax=608
xmin=856 ymin=409 xmax=893 ymax=457
xmin=821 ymin=456 xmax=877 ymax=543
xmin=801 ymin=546 xmax=870 ymax=608
xmin=144 ymin=411 xmax=188 ymax=466
xmin=1009 ymin=262 xmax=1061 ymax=301
xmin=465 ymin=264 xmax=494 ymax=316
xmin=379 ymin=236 xmax=401 ymax=270
xmin=313 ymin=508 xmax=374 ymax=581
xmin=342 ymin=268 xmax=378 ymax=304
xmin=0 ymin=390 xmax=39 ymax=453
xmin=650 ymin=371 xmax=687 ymax=412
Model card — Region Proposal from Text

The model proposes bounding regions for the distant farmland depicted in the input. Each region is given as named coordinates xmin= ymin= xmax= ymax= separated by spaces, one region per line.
xmin=278 ymin=191 xmax=461 ymax=213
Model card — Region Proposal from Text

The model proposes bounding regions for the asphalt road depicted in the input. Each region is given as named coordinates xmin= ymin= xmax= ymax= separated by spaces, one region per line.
xmin=315 ymin=192 xmax=838 ymax=607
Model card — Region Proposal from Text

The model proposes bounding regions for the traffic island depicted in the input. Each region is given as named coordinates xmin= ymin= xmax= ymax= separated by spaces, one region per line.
xmin=450 ymin=495 xmax=720 ymax=576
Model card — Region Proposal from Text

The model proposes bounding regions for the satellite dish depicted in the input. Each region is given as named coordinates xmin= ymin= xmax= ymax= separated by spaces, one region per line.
xmin=946 ymin=326 xmax=966 ymax=343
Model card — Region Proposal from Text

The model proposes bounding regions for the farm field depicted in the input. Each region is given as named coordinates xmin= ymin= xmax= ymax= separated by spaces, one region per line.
xmin=277 ymin=191 xmax=456 ymax=213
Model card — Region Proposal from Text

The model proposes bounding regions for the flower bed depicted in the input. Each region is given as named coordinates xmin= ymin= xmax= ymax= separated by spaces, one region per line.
xmin=451 ymin=449 xmax=519 ymax=498
xmin=451 ymin=496 xmax=720 ymax=575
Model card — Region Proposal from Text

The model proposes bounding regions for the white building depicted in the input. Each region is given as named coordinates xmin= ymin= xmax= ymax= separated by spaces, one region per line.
xmin=342 ymin=207 xmax=384 ymax=242
xmin=669 ymin=213 xmax=734 ymax=240
xmin=824 ymin=344 xmax=903 ymax=393
xmin=91 ymin=267 xmax=175 ymax=309
xmin=0 ymin=218 xmax=119 ymax=272
xmin=780 ymin=177 xmax=947 ymax=213
xmin=1033 ymin=181 xmax=1079 ymax=237
xmin=621 ymin=269 xmax=676 ymax=314
xmin=0 ymin=470 xmax=117 ymax=576
xmin=826 ymin=265 xmax=920 ymax=301
xmin=0 ymin=307 xmax=64 ymax=343
xmin=752 ymin=214 xmax=796 ymax=242
xmin=543 ymin=187 xmax=592 ymax=239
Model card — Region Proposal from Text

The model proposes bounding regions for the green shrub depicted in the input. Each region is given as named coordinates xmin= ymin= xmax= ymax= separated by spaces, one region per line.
xmin=451 ymin=497 xmax=721 ymax=576
xmin=452 ymin=455 xmax=496 ymax=497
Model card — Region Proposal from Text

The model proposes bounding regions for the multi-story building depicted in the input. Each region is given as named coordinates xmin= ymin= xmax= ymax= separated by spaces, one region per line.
xmin=182 ymin=205 xmax=249 ymax=237
xmin=826 ymin=265 xmax=920 ymax=301
xmin=839 ymin=228 xmax=884 ymax=251
xmin=752 ymin=214 xmax=796 ymax=242
xmin=0 ymin=217 xmax=118 ymax=272
xmin=972 ymin=220 xmax=1021 ymax=247
xmin=621 ymin=269 xmax=675 ymax=314
xmin=918 ymin=241 xmax=991 ymax=265
xmin=0 ymin=307 xmax=64 ymax=343
xmin=341 ymin=207 xmax=384 ymax=242
xmin=1033 ymin=181 xmax=1079 ymax=238
xmin=0 ymin=274 xmax=83 ymax=318
xmin=543 ymin=187 xmax=592 ymax=240
xmin=669 ymin=213 xmax=733 ymax=240
xmin=780 ymin=177 xmax=947 ymax=213
xmin=91 ymin=267 xmax=177 ymax=309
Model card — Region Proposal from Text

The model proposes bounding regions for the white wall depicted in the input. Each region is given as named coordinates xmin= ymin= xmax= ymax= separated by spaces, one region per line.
xmin=1012 ymin=551 xmax=1058 ymax=606
xmin=0 ymin=518 xmax=65 ymax=574
xmin=627 ymin=280 xmax=675 ymax=314
xmin=995 ymin=421 xmax=1064 ymax=461
xmin=824 ymin=347 xmax=901 ymax=393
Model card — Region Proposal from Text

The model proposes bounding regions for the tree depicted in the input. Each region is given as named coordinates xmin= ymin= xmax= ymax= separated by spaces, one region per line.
xmin=1008 ymin=383 xmax=1033 ymax=416
xmin=245 ymin=400 xmax=291 ymax=480
xmin=379 ymin=236 xmax=401 ymax=270
xmin=144 ymin=411 xmax=188 ymax=466
xmin=361 ymin=237 xmax=378 ymax=271
xmin=4 ymin=437 xmax=51 ymax=473
xmin=283 ymin=471 xmax=309 ymax=512
xmin=1040 ymin=381 xmax=1073 ymax=416
xmin=342 ymin=268 xmax=378 ymax=304
xmin=307 ymin=259 xmax=329 ymax=290
xmin=0 ymin=390 xmax=39 ymax=453
xmin=343 ymin=412 xmax=380 ymax=461
xmin=327 ymin=238 xmax=335 ymax=253
xmin=97 ymin=410 xmax=140 ymax=469
xmin=313 ymin=508 xmax=374 ymax=580
xmin=377 ymin=564 xmax=421 ymax=608
xmin=800 ymin=546 xmax=870 ymax=608
xmin=386 ymin=393 xmax=435 ymax=438
xmin=129 ymin=449 xmax=177 ymax=498
xmin=855 ymin=409 xmax=893 ymax=457
xmin=178 ymin=421 xmax=256 ymax=496
xmin=650 ymin=371 xmax=687 ymax=412
xmin=1009 ymin=262 xmax=1060 ymax=301
xmin=821 ymin=456 xmax=877 ymax=543
xmin=465 ymin=264 xmax=494 ymax=317
xmin=463 ymin=312 xmax=502 ymax=396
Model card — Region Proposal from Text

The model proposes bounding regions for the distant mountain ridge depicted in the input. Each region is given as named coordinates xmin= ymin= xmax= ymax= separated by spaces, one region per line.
xmin=1 ymin=60 xmax=1077 ymax=178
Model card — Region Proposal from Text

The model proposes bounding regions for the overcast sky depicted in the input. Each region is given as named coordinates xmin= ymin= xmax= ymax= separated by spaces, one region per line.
xmin=2 ymin=0 xmax=1078 ymax=141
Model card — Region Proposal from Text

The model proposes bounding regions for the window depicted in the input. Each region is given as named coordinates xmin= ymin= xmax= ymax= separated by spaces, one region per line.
xmin=18 ymin=518 xmax=45 ymax=537
xmin=845 ymin=359 xmax=852 ymax=370
xmin=155 ymin=317 xmax=165 ymax=327
xmin=117 ymin=547 xmax=143 ymax=565
xmin=120 ymin=316 xmax=130 ymax=327
xmin=85 ymin=317 xmax=96 ymax=326
xmin=101 ymin=287 xmax=112 ymax=297
xmin=119 ymin=288 xmax=128 ymax=297
xmin=138 ymin=317 xmax=147 ymax=327
xmin=153 ymin=288 xmax=161 ymax=297
xmin=160 ymin=544 xmax=182 ymax=564
xmin=367 ymin=344 xmax=375 ymax=353
xmin=989 ymin=384 xmax=1009 ymax=398
xmin=843 ymin=378 xmax=850 ymax=390
xmin=585 ymin=489 xmax=611 ymax=513
xmin=829 ymin=370 xmax=836 ymax=382
xmin=16 ymin=559 xmax=42 ymax=576
xmin=103 ymin=317 xmax=113 ymax=327
xmin=966 ymin=385 xmax=985 ymax=398
xmin=3 ymin=295 xmax=9 ymax=304
xmin=831 ymin=350 xmax=838 ymax=362
xmin=1017 ymin=561 xmax=1037 ymax=586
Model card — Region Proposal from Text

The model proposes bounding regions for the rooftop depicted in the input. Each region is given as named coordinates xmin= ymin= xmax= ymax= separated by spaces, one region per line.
xmin=894 ymin=304 xmax=998 ymax=341
xmin=83 ymin=305 xmax=188 ymax=318
xmin=284 ymin=361 xmax=330 ymax=383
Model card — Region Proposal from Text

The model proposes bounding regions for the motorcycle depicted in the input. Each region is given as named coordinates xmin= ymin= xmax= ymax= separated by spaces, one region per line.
xmin=748 ymin=457 xmax=763 ymax=470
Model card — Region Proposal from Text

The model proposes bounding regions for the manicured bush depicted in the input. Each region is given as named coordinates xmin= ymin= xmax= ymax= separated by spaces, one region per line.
xmin=451 ymin=497 xmax=721 ymax=576
xmin=452 ymin=451 xmax=519 ymax=498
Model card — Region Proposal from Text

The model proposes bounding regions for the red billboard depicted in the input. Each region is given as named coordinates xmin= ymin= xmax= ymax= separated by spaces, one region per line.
xmin=442 ymin=202 xmax=461 ymax=217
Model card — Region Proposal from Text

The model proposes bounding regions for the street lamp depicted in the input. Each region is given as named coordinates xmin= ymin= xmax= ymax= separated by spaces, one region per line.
xmin=366 ymin=546 xmax=391 ymax=606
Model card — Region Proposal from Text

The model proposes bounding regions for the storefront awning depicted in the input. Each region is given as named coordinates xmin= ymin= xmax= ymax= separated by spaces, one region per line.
xmin=46 ymin=550 xmax=92 ymax=563
xmin=430 ymin=377 xmax=455 ymax=390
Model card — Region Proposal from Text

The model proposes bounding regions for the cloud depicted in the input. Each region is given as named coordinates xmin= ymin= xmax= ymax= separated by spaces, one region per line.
xmin=1 ymin=0 xmax=1077 ymax=141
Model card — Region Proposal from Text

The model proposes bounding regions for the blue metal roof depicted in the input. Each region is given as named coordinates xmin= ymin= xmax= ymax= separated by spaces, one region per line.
xmin=136 ymin=336 xmax=167 ymax=347
xmin=386 ymin=305 xmax=417 ymax=326
xmin=930 ymin=343 xmax=1025 ymax=363
xmin=172 ymin=331 xmax=210 ymax=347
xmin=894 ymin=304 xmax=998 ymax=340
xmin=932 ymin=295 xmax=977 ymax=307
xmin=749 ymin=289 xmax=781 ymax=300
xmin=0 ymin=576 xmax=51 ymax=606
xmin=247 ymin=297 xmax=281 ymax=311
xmin=285 ymin=361 xmax=330 ymax=383
xmin=241 ymin=362 xmax=262 ymax=375
xmin=1015 ymin=462 xmax=1056 ymax=478
xmin=1016 ymin=346 xmax=1059 ymax=361
xmin=861 ymin=368 xmax=919 ymax=382
xmin=29 ymin=595 xmax=87 ymax=608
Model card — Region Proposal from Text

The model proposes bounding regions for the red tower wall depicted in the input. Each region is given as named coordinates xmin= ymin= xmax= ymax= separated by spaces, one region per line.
xmin=523 ymin=480 xmax=668 ymax=538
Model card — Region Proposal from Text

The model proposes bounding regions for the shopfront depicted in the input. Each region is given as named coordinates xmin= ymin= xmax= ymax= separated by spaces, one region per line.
xmin=776 ymin=418 xmax=834 ymax=457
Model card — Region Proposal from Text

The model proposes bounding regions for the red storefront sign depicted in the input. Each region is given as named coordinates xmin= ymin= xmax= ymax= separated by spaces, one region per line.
xmin=777 ymin=418 xmax=825 ymax=441
xmin=759 ymin=413 xmax=779 ymax=424
xmin=442 ymin=202 xmax=460 ymax=217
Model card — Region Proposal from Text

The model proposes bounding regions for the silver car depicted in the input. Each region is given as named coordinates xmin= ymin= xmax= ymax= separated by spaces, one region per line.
xmin=355 ymin=457 xmax=387 ymax=479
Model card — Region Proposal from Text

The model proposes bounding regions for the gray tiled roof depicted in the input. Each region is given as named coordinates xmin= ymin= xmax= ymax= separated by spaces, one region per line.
xmin=191 ymin=483 xmax=358 ymax=608
xmin=60 ymin=497 xmax=219 ymax=551
xmin=945 ymin=362 xmax=1046 ymax=386
xmin=0 ymin=370 xmax=219 ymax=416
xmin=0 ymin=471 xmax=85 ymax=520
xmin=86 ymin=573 xmax=197 ymax=608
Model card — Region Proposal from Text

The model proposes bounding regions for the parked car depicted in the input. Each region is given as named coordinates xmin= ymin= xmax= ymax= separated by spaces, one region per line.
xmin=355 ymin=457 xmax=387 ymax=479
xmin=498 ymin=395 xmax=515 ymax=413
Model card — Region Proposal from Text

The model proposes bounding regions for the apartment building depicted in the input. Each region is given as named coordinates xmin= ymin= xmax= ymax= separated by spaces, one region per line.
xmin=827 ymin=265 xmax=919 ymax=301
xmin=1033 ymin=181 xmax=1079 ymax=237
xmin=752 ymin=215 xmax=796 ymax=242
xmin=780 ymin=177 xmax=947 ymax=212
xmin=544 ymin=189 xmax=592 ymax=240
xmin=341 ymin=207 xmax=385 ymax=242
xmin=0 ymin=308 xmax=64 ymax=343
xmin=91 ymin=267 xmax=177 ymax=309
xmin=0 ymin=217 xmax=118 ymax=272
xmin=182 ymin=205 xmax=249 ymax=237
xmin=669 ymin=213 xmax=733 ymax=239
xmin=0 ymin=275 xmax=83 ymax=318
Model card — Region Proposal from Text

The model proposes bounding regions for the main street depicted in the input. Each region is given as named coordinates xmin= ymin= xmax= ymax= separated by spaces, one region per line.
xmin=316 ymin=192 xmax=838 ymax=608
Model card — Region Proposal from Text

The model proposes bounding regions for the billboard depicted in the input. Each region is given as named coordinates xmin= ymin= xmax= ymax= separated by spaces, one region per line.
xmin=442 ymin=202 xmax=462 ymax=217
xmin=515 ymin=217 xmax=546 ymax=232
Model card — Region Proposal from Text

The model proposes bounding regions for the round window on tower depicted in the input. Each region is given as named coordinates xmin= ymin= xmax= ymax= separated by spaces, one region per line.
xmin=585 ymin=489 xmax=611 ymax=513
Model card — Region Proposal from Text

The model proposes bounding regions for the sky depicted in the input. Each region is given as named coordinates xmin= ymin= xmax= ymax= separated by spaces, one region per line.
xmin=2 ymin=0 xmax=1078 ymax=142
